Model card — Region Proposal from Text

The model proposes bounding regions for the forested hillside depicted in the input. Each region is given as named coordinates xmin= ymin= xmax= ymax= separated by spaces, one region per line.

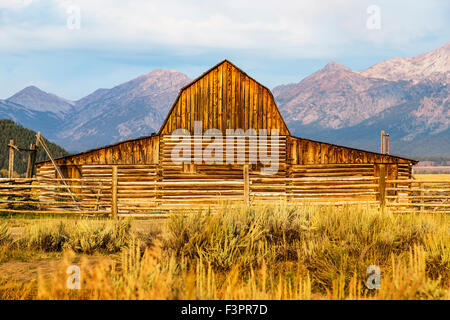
xmin=0 ymin=119 xmax=69 ymax=177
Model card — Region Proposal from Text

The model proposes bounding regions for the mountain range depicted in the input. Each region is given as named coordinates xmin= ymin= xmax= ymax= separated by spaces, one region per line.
xmin=0 ymin=42 xmax=448 ymax=156
xmin=0 ymin=70 xmax=191 ymax=151
xmin=273 ymin=42 xmax=449 ymax=156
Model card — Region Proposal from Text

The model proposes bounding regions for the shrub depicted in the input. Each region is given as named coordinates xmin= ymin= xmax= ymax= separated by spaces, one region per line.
xmin=20 ymin=219 xmax=131 ymax=253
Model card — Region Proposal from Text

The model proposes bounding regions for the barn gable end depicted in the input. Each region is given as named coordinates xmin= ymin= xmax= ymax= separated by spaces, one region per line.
xmin=159 ymin=60 xmax=290 ymax=136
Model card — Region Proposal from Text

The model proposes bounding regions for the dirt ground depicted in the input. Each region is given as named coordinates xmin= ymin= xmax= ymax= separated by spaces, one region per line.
xmin=0 ymin=217 xmax=166 ymax=284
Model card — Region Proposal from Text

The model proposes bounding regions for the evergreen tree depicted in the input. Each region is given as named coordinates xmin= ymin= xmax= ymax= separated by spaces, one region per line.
xmin=0 ymin=119 xmax=69 ymax=176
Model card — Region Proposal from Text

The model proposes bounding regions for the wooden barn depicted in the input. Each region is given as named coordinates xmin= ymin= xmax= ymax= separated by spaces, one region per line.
xmin=36 ymin=60 xmax=418 ymax=213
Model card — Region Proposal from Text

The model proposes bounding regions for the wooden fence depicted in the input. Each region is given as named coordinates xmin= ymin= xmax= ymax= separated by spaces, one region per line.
xmin=385 ymin=179 xmax=450 ymax=213
xmin=1 ymin=171 xmax=449 ymax=216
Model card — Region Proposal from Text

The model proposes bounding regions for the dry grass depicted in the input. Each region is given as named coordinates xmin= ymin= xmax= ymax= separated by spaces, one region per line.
xmin=0 ymin=203 xmax=449 ymax=300
xmin=18 ymin=219 xmax=132 ymax=254
xmin=414 ymin=174 xmax=450 ymax=181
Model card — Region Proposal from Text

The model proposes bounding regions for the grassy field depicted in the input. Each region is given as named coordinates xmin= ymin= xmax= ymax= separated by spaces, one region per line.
xmin=414 ymin=174 xmax=450 ymax=181
xmin=0 ymin=203 xmax=449 ymax=300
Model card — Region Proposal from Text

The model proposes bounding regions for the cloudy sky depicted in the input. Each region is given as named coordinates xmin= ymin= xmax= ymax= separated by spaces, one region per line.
xmin=0 ymin=0 xmax=449 ymax=100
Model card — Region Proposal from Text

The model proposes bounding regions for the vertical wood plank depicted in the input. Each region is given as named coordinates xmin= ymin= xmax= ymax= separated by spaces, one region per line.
xmin=262 ymin=91 xmax=267 ymax=132
xmin=218 ymin=64 xmax=223 ymax=132
xmin=249 ymin=78 xmax=253 ymax=131
xmin=213 ymin=69 xmax=218 ymax=129
xmin=386 ymin=133 xmax=390 ymax=154
xmin=231 ymin=67 xmax=236 ymax=130
xmin=257 ymin=86 xmax=263 ymax=130
xmin=209 ymin=70 xmax=214 ymax=129
xmin=26 ymin=143 xmax=36 ymax=178
xmin=243 ymin=164 xmax=249 ymax=205
xmin=379 ymin=164 xmax=386 ymax=212
xmin=420 ymin=182 xmax=424 ymax=213
xmin=8 ymin=139 xmax=14 ymax=179
xmin=244 ymin=75 xmax=249 ymax=131
xmin=111 ymin=165 xmax=118 ymax=219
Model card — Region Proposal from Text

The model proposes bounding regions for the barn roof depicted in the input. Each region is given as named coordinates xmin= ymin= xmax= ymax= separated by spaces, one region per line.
xmin=158 ymin=59 xmax=291 ymax=135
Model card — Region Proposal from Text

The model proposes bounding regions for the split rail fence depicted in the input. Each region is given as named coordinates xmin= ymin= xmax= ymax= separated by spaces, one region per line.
xmin=1 ymin=167 xmax=449 ymax=216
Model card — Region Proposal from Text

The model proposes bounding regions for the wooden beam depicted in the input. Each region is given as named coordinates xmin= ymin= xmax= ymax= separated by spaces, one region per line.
xmin=420 ymin=182 xmax=424 ymax=213
xmin=111 ymin=165 xmax=118 ymax=218
xmin=379 ymin=164 xmax=386 ymax=212
xmin=243 ymin=164 xmax=249 ymax=205
xmin=26 ymin=144 xmax=36 ymax=178
xmin=380 ymin=130 xmax=385 ymax=154
xmin=37 ymin=134 xmax=77 ymax=203
xmin=8 ymin=139 xmax=14 ymax=179
xmin=385 ymin=133 xmax=390 ymax=154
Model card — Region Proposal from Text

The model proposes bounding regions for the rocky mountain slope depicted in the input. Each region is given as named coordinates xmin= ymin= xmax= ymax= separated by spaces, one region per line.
xmin=7 ymin=86 xmax=76 ymax=117
xmin=273 ymin=42 xmax=450 ymax=156
xmin=1 ymin=70 xmax=191 ymax=152
xmin=56 ymin=69 xmax=191 ymax=151
xmin=358 ymin=42 xmax=450 ymax=82
xmin=0 ymin=99 xmax=63 ymax=137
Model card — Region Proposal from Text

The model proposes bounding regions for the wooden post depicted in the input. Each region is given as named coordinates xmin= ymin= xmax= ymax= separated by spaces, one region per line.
xmin=243 ymin=164 xmax=249 ymax=205
xmin=26 ymin=144 xmax=36 ymax=178
xmin=385 ymin=133 xmax=390 ymax=154
xmin=111 ymin=166 xmax=118 ymax=218
xmin=8 ymin=139 xmax=14 ymax=179
xmin=26 ymin=132 xmax=41 ymax=179
xmin=379 ymin=164 xmax=386 ymax=212
xmin=380 ymin=130 xmax=385 ymax=154
xmin=420 ymin=182 xmax=424 ymax=213
xmin=35 ymin=132 xmax=42 ymax=150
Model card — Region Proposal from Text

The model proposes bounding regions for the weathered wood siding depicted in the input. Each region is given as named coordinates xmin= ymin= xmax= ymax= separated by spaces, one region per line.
xmin=157 ymin=134 xmax=286 ymax=207
xmin=287 ymin=136 xmax=412 ymax=165
xmin=160 ymin=60 xmax=289 ymax=135
xmin=38 ymin=135 xmax=160 ymax=167
xmin=35 ymin=163 xmax=158 ymax=212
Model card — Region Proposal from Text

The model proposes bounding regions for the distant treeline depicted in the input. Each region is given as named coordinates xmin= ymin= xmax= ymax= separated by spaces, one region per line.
xmin=412 ymin=156 xmax=450 ymax=166
xmin=0 ymin=119 xmax=69 ymax=176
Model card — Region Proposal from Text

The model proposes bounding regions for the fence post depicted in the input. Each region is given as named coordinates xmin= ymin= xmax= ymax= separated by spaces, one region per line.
xmin=243 ymin=164 xmax=250 ymax=205
xmin=420 ymin=182 xmax=424 ymax=213
xmin=379 ymin=164 xmax=386 ymax=212
xmin=8 ymin=139 xmax=15 ymax=179
xmin=111 ymin=166 xmax=118 ymax=218
xmin=26 ymin=143 xmax=36 ymax=178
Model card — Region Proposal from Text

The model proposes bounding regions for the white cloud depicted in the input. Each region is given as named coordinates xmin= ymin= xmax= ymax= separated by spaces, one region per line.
xmin=0 ymin=0 xmax=448 ymax=58
xmin=0 ymin=0 xmax=33 ymax=9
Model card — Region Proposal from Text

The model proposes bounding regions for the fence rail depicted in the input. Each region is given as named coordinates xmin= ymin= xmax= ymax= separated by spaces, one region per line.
xmin=1 ymin=172 xmax=449 ymax=216
xmin=384 ymin=179 xmax=450 ymax=213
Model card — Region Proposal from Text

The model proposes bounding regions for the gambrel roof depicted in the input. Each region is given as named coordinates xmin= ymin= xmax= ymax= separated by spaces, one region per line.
xmin=159 ymin=60 xmax=290 ymax=135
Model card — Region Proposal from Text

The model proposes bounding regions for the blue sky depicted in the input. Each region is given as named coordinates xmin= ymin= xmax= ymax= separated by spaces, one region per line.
xmin=0 ymin=0 xmax=449 ymax=100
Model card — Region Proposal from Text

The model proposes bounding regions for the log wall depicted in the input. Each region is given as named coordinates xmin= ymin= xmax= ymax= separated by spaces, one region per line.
xmin=35 ymin=134 xmax=415 ymax=212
